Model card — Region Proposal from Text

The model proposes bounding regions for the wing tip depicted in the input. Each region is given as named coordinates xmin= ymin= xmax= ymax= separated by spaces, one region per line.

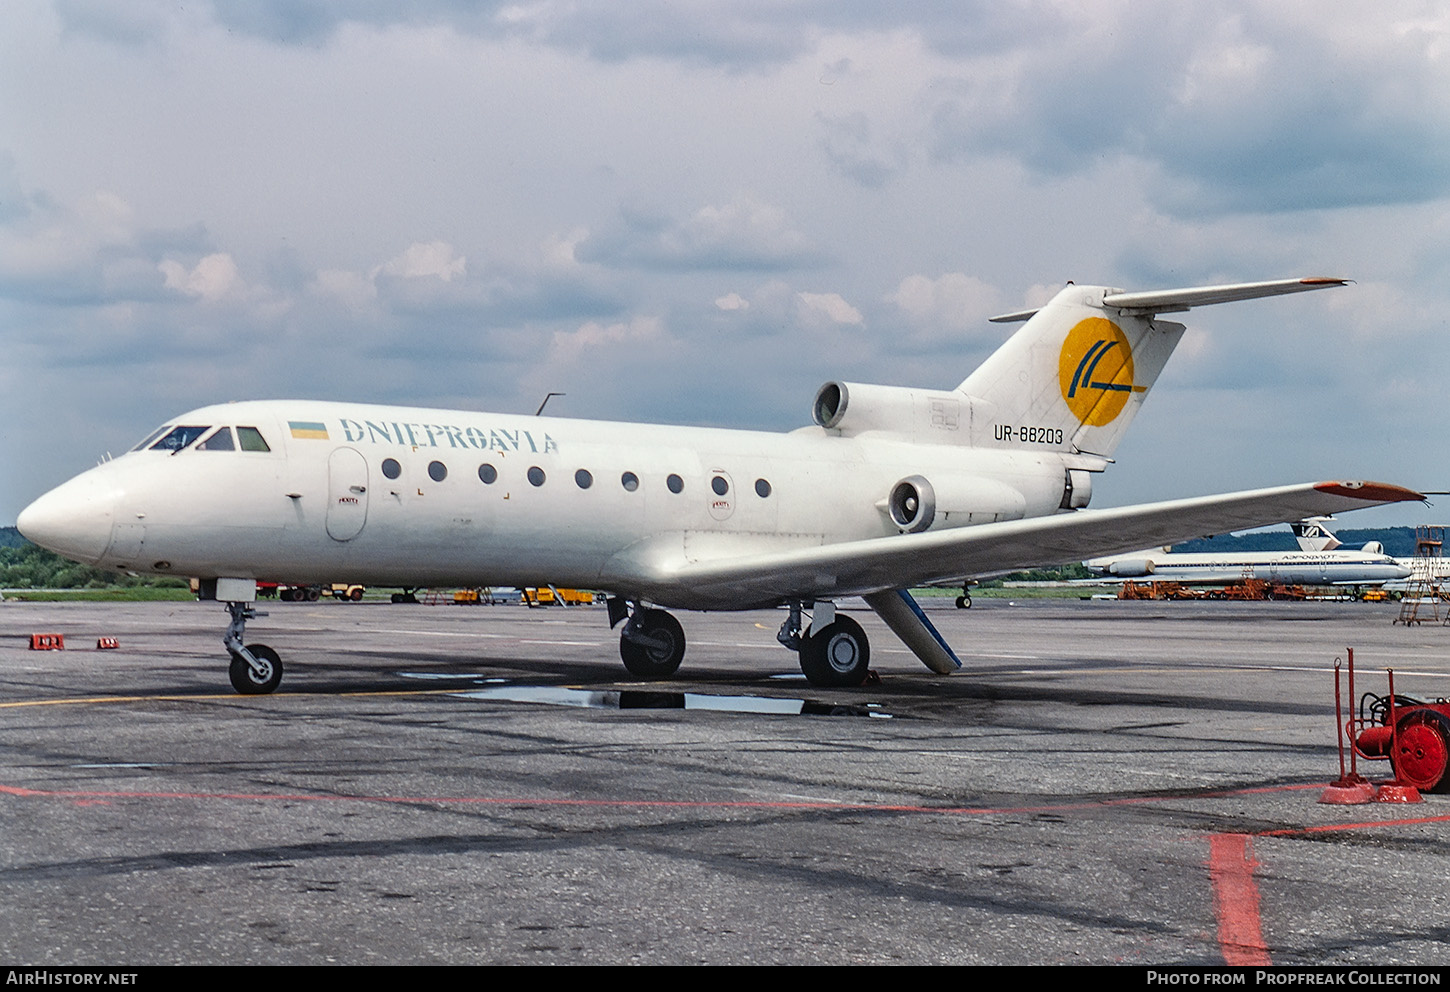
xmin=1314 ymin=480 xmax=1424 ymax=503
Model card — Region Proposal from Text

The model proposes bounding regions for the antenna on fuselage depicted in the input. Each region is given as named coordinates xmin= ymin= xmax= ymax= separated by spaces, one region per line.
xmin=535 ymin=392 xmax=565 ymax=416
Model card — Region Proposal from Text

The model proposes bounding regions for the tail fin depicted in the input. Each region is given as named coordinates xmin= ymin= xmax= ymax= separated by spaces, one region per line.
xmin=1292 ymin=516 xmax=1342 ymax=551
xmin=958 ymin=278 xmax=1347 ymax=460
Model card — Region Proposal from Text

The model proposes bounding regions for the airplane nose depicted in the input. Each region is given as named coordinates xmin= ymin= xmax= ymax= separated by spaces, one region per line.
xmin=16 ymin=469 xmax=120 ymax=565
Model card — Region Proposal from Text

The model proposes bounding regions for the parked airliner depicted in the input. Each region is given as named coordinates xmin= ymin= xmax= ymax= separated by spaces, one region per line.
xmin=17 ymin=277 xmax=1422 ymax=693
xmin=1295 ymin=517 xmax=1450 ymax=588
xmin=1084 ymin=533 xmax=1412 ymax=586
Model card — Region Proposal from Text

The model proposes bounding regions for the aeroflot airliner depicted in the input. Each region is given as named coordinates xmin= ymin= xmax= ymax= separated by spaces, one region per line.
xmin=17 ymin=277 xmax=1422 ymax=694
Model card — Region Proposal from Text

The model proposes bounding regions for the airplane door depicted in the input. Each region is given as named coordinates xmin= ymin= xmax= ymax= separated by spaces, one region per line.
xmin=707 ymin=469 xmax=736 ymax=522
xmin=326 ymin=447 xmax=369 ymax=541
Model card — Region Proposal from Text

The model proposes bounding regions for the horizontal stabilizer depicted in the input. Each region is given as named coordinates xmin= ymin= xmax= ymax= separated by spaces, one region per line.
xmin=990 ymin=277 xmax=1348 ymax=323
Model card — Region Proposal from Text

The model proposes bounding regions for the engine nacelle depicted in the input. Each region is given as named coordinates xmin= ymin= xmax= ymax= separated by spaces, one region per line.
xmin=813 ymin=380 xmax=966 ymax=439
xmin=882 ymin=474 xmax=1028 ymax=531
xmin=888 ymin=475 xmax=936 ymax=533
xmin=1107 ymin=559 xmax=1156 ymax=578
xmin=1361 ymin=541 xmax=1385 ymax=555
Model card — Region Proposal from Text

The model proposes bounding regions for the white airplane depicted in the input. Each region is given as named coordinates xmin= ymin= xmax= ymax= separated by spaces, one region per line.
xmin=1294 ymin=517 xmax=1450 ymax=587
xmin=1084 ymin=525 xmax=1412 ymax=586
xmin=17 ymin=277 xmax=1423 ymax=694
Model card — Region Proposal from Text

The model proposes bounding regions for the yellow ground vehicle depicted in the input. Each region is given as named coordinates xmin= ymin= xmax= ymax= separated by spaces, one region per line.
xmin=522 ymin=586 xmax=599 ymax=607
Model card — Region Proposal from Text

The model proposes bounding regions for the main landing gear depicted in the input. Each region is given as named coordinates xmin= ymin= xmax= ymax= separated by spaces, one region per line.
xmin=223 ymin=600 xmax=283 ymax=694
xmin=611 ymin=599 xmax=687 ymax=679
xmin=778 ymin=601 xmax=872 ymax=687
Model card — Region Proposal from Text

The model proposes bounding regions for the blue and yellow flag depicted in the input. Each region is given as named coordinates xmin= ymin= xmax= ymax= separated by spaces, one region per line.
xmin=288 ymin=421 xmax=329 ymax=440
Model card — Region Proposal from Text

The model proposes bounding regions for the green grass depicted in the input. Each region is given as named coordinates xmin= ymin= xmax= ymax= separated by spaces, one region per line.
xmin=1 ymin=587 xmax=197 ymax=602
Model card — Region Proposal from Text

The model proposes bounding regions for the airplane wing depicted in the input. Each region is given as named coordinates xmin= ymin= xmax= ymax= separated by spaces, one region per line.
xmin=606 ymin=480 xmax=1421 ymax=610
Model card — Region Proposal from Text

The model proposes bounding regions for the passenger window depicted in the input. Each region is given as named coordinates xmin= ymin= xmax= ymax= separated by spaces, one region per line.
xmin=621 ymin=472 xmax=639 ymax=492
xmin=527 ymin=466 xmax=546 ymax=487
xmin=198 ymin=427 xmax=235 ymax=451
xmin=150 ymin=426 xmax=210 ymax=451
xmin=131 ymin=424 xmax=171 ymax=452
xmin=236 ymin=426 xmax=271 ymax=452
xmin=667 ymin=474 xmax=684 ymax=494
xmin=575 ymin=469 xmax=593 ymax=489
xmin=755 ymin=478 xmax=772 ymax=498
xmin=478 ymin=464 xmax=498 ymax=484
xmin=428 ymin=461 xmax=448 ymax=482
xmin=382 ymin=458 xmax=402 ymax=480
xmin=711 ymin=476 xmax=729 ymax=496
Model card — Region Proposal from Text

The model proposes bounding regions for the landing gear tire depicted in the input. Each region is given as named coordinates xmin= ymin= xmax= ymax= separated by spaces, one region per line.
xmin=229 ymin=644 xmax=283 ymax=695
xmin=799 ymin=615 xmax=870 ymax=687
xmin=619 ymin=609 xmax=686 ymax=679
xmin=1393 ymin=710 xmax=1450 ymax=793
xmin=955 ymin=594 xmax=972 ymax=609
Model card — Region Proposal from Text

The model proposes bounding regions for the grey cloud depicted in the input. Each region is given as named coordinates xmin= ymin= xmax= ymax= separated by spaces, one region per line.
xmin=55 ymin=0 xmax=1040 ymax=68
xmin=579 ymin=197 xmax=826 ymax=272
xmin=927 ymin=4 xmax=1450 ymax=215
xmin=816 ymin=112 xmax=897 ymax=189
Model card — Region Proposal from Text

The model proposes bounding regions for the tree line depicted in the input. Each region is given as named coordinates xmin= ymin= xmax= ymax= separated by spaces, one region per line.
xmin=0 ymin=528 xmax=186 ymax=590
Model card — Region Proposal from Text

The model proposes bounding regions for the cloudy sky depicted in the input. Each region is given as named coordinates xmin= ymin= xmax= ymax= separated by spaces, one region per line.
xmin=3 ymin=0 xmax=1447 ymax=530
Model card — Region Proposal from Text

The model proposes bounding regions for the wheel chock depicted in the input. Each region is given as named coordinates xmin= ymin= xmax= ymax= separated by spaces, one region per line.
xmin=29 ymin=633 xmax=65 ymax=650
xmin=1374 ymin=783 xmax=1423 ymax=803
xmin=96 ymin=637 xmax=119 ymax=650
xmin=1317 ymin=776 xmax=1376 ymax=805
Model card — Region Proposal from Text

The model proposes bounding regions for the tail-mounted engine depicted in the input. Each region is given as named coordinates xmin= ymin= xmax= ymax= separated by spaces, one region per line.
xmin=813 ymin=380 xmax=967 ymax=440
xmin=888 ymin=476 xmax=936 ymax=532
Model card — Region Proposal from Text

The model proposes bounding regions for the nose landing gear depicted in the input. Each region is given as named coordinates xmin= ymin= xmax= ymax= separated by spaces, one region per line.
xmin=223 ymin=600 xmax=284 ymax=694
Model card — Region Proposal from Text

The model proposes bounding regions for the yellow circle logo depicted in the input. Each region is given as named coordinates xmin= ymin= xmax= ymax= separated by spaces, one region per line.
xmin=1058 ymin=317 xmax=1136 ymax=427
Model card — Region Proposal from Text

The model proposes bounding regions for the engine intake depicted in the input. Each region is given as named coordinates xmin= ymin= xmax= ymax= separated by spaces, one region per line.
xmin=888 ymin=475 xmax=936 ymax=533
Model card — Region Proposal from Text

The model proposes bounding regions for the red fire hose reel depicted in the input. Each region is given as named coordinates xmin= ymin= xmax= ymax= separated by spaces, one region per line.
xmin=1323 ymin=648 xmax=1450 ymax=803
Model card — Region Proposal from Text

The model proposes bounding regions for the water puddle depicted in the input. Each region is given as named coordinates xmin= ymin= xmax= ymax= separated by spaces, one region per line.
xmin=453 ymin=685 xmax=892 ymax=718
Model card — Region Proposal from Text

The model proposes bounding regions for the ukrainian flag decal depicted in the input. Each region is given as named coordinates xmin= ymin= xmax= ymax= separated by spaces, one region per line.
xmin=289 ymin=421 xmax=329 ymax=440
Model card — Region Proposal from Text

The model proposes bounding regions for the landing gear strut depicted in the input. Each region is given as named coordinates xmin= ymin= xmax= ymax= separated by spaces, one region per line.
xmin=780 ymin=601 xmax=872 ymax=687
xmin=223 ymin=601 xmax=283 ymax=694
xmin=612 ymin=600 xmax=687 ymax=679
xmin=955 ymin=584 xmax=973 ymax=609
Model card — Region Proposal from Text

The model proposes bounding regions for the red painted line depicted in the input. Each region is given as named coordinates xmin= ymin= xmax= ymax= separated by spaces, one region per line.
xmin=1257 ymin=812 xmax=1450 ymax=836
xmin=1208 ymin=833 xmax=1271 ymax=966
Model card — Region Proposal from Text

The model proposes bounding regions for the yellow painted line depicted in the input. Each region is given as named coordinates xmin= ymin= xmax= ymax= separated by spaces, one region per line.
xmin=0 ymin=686 xmax=490 ymax=709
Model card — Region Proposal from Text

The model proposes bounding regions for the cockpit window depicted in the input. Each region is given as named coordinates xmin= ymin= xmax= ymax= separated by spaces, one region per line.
xmin=150 ymin=425 xmax=210 ymax=452
xmin=130 ymin=425 xmax=172 ymax=452
xmin=198 ymin=427 xmax=235 ymax=451
xmin=236 ymin=426 xmax=271 ymax=452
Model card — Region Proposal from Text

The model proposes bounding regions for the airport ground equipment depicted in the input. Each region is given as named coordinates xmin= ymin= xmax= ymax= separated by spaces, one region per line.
xmin=29 ymin=633 xmax=64 ymax=650
xmin=523 ymin=586 xmax=599 ymax=607
xmin=1335 ymin=648 xmax=1450 ymax=795
xmin=1395 ymin=526 xmax=1445 ymax=625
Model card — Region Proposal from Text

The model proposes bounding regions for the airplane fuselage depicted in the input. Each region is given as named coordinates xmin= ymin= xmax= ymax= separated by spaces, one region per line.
xmin=1086 ymin=549 xmax=1411 ymax=586
xmin=27 ymin=399 xmax=1076 ymax=610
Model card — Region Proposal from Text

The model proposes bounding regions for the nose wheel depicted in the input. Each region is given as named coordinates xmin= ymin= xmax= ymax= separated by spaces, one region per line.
xmin=229 ymin=644 xmax=283 ymax=694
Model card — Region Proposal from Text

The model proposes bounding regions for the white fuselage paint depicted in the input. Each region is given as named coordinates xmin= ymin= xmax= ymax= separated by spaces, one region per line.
xmin=1085 ymin=550 xmax=1411 ymax=586
xmin=42 ymin=399 xmax=1070 ymax=610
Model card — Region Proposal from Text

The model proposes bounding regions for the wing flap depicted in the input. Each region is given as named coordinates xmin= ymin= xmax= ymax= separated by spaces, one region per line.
xmin=608 ymin=480 xmax=1421 ymax=610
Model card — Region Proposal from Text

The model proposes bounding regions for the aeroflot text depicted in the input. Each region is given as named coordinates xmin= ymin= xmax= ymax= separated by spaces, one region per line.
xmin=1147 ymin=975 xmax=1439 ymax=986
